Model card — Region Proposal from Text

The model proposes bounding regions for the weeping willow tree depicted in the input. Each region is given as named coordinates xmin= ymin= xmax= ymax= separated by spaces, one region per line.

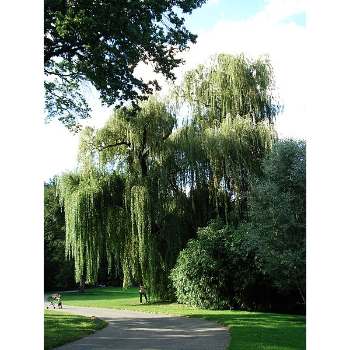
xmin=58 ymin=54 xmax=280 ymax=299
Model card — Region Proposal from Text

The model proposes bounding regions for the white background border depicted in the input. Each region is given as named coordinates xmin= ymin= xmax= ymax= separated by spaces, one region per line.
xmin=1 ymin=1 xmax=350 ymax=348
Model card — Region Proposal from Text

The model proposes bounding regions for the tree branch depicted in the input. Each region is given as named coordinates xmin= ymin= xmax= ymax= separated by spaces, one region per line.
xmin=162 ymin=130 xmax=172 ymax=140
xmin=44 ymin=69 xmax=81 ymax=78
xmin=98 ymin=141 xmax=131 ymax=151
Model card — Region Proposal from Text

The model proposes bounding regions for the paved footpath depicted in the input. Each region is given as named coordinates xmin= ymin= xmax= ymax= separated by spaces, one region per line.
xmin=46 ymin=303 xmax=230 ymax=350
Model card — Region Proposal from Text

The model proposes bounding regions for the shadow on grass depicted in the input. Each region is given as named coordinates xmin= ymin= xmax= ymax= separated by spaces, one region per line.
xmin=54 ymin=315 xmax=229 ymax=350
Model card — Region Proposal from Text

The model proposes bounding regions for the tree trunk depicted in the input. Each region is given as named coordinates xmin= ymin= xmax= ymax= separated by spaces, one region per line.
xmin=79 ymin=279 xmax=85 ymax=293
xmin=296 ymin=280 xmax=306 ymax=305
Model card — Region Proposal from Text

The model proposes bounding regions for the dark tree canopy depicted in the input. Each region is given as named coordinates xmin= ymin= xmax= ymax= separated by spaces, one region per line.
xmin=248 ymin=140 xmax=306 ymax=304
xmin=44 ymin=0 xmax=207 ymax=129
xmin=44 ymin=180 xmax=75 ymax=291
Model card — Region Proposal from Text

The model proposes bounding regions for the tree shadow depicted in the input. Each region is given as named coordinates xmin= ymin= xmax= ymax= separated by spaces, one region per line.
xmin=57 ymin=315 xmax=229 ymax=350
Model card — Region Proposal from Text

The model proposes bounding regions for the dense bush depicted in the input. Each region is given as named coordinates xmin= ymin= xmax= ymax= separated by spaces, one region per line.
xmin=170 ymin=221 xmax=263 ymax=309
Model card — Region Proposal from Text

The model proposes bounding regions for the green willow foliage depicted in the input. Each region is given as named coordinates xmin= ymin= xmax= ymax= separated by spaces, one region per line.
xmin=57 ymin=171 xmax=125 ymax=284
xmin=170 ymin=115 xmax=275 ymax=222
xmin=175 ymin=53 xmax=281 ymax=126
xmin=58 ymin=54 xmax=280 ymax=299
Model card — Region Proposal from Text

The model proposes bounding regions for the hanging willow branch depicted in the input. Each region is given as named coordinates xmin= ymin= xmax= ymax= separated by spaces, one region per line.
xmin=57 ymin=171 xmax=125 ymax=284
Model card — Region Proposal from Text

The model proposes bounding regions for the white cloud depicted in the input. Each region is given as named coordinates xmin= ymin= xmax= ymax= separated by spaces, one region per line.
xmin=43 ymin=120 xmax=80 ymax=180
xmin=257 ymin=0 xmax=306 ymax=24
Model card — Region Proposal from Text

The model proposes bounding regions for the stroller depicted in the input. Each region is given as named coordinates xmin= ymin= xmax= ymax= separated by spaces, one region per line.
xmin=47 ymin=293 xmax=62 ymax=309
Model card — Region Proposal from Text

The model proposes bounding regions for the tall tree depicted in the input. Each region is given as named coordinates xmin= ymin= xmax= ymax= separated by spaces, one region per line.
xmin=248 ymin=140 xmax=306 ymax=304
xmin=45 ymin=0 xmax=207 ymax=130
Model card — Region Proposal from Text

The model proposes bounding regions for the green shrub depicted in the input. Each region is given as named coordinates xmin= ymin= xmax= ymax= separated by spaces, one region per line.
xmin=170 ymin=221 xmax=261 ymax=309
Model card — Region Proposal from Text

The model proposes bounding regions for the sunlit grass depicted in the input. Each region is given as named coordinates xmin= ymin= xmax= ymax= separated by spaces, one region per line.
xmin=62 ymin=287 xmax=305 ymax=350
xmin=44 ymin=310 xmax=107 ymax=350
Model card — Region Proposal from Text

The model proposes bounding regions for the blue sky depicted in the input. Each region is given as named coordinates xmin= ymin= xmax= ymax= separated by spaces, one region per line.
xmin=184 ymin=0 xmax=305 ymax=31
xmin=44 ymin=0 xmax=307 ymax=180
xmin=184 ymin=0 xmax=267 ymax=31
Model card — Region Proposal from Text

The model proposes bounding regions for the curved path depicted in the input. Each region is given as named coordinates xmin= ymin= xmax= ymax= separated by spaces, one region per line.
xmin=47 ymin=304 xmax=230 ymax=350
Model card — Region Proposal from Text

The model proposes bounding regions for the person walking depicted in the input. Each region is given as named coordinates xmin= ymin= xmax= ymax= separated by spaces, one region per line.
xmin=139 ymin=285 xmax=148 ymax=303
xmin=56 ymin=293 xmax=62 ymax=309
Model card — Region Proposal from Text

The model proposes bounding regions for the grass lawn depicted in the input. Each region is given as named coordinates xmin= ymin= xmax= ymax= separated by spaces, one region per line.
xmin=61 ymin=287 xmax=305 ymax=350
xmin=44 ymin=310 xmax=107 ymax=350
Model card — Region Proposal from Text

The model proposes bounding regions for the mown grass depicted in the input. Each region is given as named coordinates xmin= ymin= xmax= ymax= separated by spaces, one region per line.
xmin=44 ymin=310 xmax=107 ymax=349
xmin=61 ymin=287 xmax=306 ymax=350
